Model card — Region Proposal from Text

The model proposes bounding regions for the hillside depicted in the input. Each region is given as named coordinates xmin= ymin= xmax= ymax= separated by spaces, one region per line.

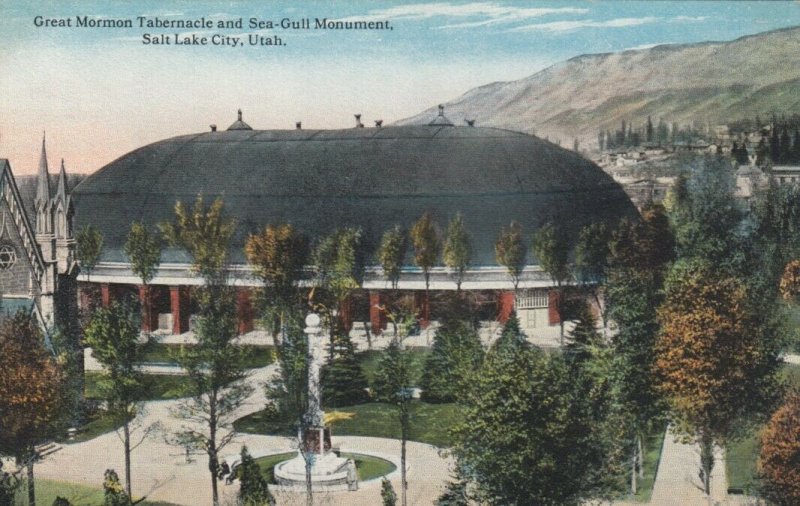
xmin=397 ymin=27 xmax=800 ymax=149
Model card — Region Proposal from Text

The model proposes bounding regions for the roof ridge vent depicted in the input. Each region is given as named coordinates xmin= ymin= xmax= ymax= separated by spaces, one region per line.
xmin=375 ymin=120 xmax=383 ymax=128
xmin=296 ymin=122 xmax=302 ymax=130
xmin=465 ymin=119 xmax=476 ymax=127
xmin=428 ymin=104 xmax=454 ymax=126
xmin=354 ymin=114 xmax=364 ymax=128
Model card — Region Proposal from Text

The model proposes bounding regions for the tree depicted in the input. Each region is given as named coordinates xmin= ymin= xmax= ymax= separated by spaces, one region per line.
xmin=83 ymin=301 xmax=151 ymax=501
xmin=410 ymin=212 xmax=440 ymax=292
xmin=238 ymin=446 xmax=275 ymax=506
xmin=453 ymin=344 xmax=618 ymax=505
xmin=758 ymin=391 xmax=800 ymax=505
xmin=311 ymin=227 xmax=364 ymax=339
xmin=491 ymin=311 xmax=527 ymax=355
xmin=654 ymin=261 xmax=780 ymax=496
xmin=0 ymin=313 xmax=67 ymax=506
xmin=375 ymin=340 xmax=412 ymax=506
xmin=574 ymin=222 xmax=611 ymax=327
xmin=420 ymin=320 xmax=483 ymax=403
xmin=443 ymin=213 xmax=471 ymax=291
xmin=381 ymin=477 xmax=397 ymax=506
xmin=124 ymin=221 xmax=161 ymax=334
xmin=245 ymin=223 xmax=307 ymax=343
xmin=76 ymin=224 xmax=104 ymax=281
xmin=646 ymin=115 xmax=654 ymax=143
xmin=668 ymin=156 xmax=745 ymax=269
xmin=321 ymin=331 xmax=369 ymax=407
xmin=161 ymin=196 xmax=253 ymax=506
xmin=532 ymin=221 xmax=571 ymax=342
xmin=378 ymin=225 xmax=407 ymax=290
xmin=565 ymin=301 xmax=602 ymax=365
xmin=0 ymin=460 xmax=21 ymax=506
xmin=495 ymin=221 xmax=526 ymax=290
xmin=124 ymin=222 xmax=161 ymax=286
xmin=102 ymin=469 xmax=131 ymax=506
xmin=605 ymin=205 xmax=675 ymax=494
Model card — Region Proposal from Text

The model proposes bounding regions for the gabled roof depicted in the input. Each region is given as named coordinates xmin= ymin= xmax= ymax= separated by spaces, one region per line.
xmin=0 ymin=160 xmax=46 ymax=282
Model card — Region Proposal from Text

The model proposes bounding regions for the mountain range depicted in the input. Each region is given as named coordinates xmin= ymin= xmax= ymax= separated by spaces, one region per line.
xmin=397 ymin=26 xmax=800 ymax=149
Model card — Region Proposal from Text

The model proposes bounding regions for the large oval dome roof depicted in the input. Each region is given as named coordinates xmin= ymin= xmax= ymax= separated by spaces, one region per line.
xmin=72 ymin=125 xmax=636 ymax=265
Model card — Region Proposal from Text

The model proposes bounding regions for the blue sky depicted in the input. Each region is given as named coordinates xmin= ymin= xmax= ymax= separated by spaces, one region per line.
xmin=1 ymin=1 xmax=798 ymax=174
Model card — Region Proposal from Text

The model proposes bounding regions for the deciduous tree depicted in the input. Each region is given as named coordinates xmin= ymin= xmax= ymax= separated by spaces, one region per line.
xmin=161 ymin=196 xmax=253 ymax=506
xmin=378 ymin=225 xmax=407 ymax=290
xmin=532 ymin=221 xmax=572 ymax=342
xmin=83 ymin=301 xmax=152 ymax=501
xmin=495 ymin=221 xmax=525 ymax=290
xmin=0 ymin=313 xmax=67 ymax=506
xmin=76 ymin=224 xmax=104 ymax=282
xmin=245 ymin=223 xmax=307 ymax=343
xmin=410 ymin=212 xmax=440 ymax=293
xmin=654 ymin=261 xmax=779 ymax=496
xmin=758 ymin=391 xmax=800 ymax=505
xmin=443 ymin=213 xmax=471 ymax=291
xmin=124 ymin=221 xmax=161 ymax=334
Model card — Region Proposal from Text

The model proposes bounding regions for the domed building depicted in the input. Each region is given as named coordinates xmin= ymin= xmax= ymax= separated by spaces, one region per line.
xmin=70 ymin=109 xmax=637 ymax=335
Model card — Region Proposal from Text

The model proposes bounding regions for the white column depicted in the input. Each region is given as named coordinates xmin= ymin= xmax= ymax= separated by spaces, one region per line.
xmin=305 ymin=312 xmax=324 ymax=428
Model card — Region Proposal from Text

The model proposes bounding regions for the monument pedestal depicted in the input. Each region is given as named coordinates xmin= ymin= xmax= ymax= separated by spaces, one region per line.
xmin=272 ymin=314 xmax=355 ymax=490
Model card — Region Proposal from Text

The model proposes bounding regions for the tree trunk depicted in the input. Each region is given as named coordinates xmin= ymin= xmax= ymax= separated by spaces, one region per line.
xmin=699 ymin=433 xmax=714 ymax=497
xmin=124 ymin=420 xmax=132 ymax=500
xmin=400 ymin=404 xmax=409 ymax=506
xmin=208 ymin=398 xmax=219 ymax=506
xmin=638 ymin=434 xmax=644 ymax=479
xmin=630 ymin=448 xmax=637 ymax=495
xmin=27 ymin=457 xmax=35 ymax=506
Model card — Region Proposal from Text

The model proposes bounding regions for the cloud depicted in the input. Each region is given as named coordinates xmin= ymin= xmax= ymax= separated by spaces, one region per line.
xmin=509 ymin=17 xmax=659 ymax=33
xmin=334 ymin=2 xmax=588 ymax=27
xmin=671 ymin=15 xmax=708 ymax=23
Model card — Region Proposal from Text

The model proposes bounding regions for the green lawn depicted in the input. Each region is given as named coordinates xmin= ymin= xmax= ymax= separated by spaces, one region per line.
xmin=252 ymin=451 xmax=395 ymax=483
xmin=139 ymin=343 xmax=275 ymax=369
xmin=13 ymin=479 xmax=179 ymax=505
xmin=632 ymin=429 xmax=667 ymax=502
xmin=357 ymin=348 xmax=431 ymax=387
xmin=84 ymin=372 xmax=198 ymax=401
xmin=235 ymin=401 xmax=460 ymax=448
xmin=62 ymin=409 xmax=122 ymax=444
xmin=726 ymin=363 xmax=800 ymax=494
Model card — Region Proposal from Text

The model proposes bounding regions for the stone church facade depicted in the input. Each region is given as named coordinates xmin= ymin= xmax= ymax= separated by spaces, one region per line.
xmin=0 ymin=136 xmax=77 ymax=335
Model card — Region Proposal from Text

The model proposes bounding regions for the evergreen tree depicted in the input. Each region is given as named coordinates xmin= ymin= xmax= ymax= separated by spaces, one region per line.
xmin=102 ymin=469 xmax=131 ymax=506
xmin=598 ymin=131 xmax=605 ymax=151
xmin=780 ymin=127 xmax=792 ymax=164
xmin=793 ymin=129 xmax=800 ymax=163
xmin=656 ymin=118 xmax=668 ymax=145
xmin=238 ymin=446 xmax=275 ymax=506
xmin=322 ymin=332 xmax=369 ymax=407
xmin=491 ymin=311 xmax=527 ymax=355
xmin=646 ymin=115 xmax=654 ymax=143
xmin=565 ymin=301 xmax=601 ymax=365
xmin=454 ymin=345 xmax=621 ymax=505
xmin=420 ymin=320 xmax=484 ymax=403
xmin=374 ymin=340 xmax=412 ymax=506
xmin=381 ymin=478 xmax=397 ymax=506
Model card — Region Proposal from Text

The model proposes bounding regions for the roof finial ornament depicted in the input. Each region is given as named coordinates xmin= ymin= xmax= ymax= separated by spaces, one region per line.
xmin=238 ymin=109 xmax=242 ymax=121
xmin=438 ymin=104 xmax=444 ymax=116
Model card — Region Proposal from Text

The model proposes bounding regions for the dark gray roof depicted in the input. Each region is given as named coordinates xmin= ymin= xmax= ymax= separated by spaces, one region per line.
xmin=72 ymin=125 xmax=636 ymax=265
xmin=16 ymin=174 xmax=86 ymax=223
